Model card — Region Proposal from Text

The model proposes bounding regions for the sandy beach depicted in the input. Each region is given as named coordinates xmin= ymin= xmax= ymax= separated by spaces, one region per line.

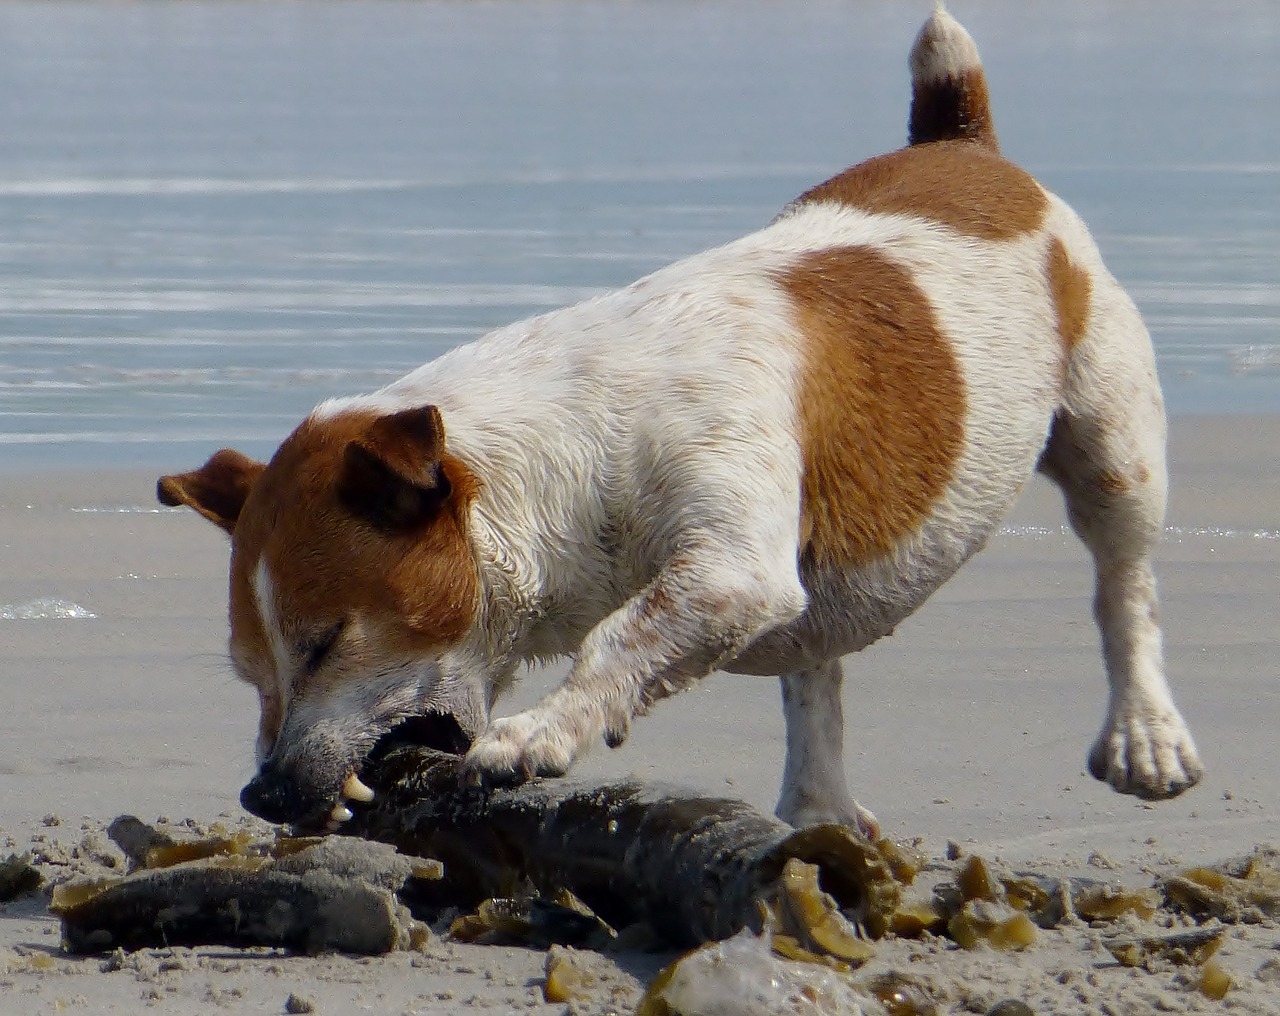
xmin=1 ymin=414 xmax=1278 ymax=1013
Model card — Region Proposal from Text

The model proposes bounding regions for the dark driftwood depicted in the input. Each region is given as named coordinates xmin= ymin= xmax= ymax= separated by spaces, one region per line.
xmin=348 ymin=746 xmax=896 ymax=947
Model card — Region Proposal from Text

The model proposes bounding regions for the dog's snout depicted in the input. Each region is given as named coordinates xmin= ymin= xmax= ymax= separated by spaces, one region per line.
xmin=240 ymin=763 xmax=325 ymax=825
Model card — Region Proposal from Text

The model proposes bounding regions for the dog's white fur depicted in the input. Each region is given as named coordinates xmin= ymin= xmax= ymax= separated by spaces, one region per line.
xmin=159 ymin=6 xmax=1203 ymax=833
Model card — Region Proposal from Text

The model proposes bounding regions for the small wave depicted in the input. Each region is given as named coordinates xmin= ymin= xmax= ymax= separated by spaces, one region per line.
xmin=0 ymin=177 xmax=415 ymax=197
xmin=0 ymin=597 xmax=97 ymax=620
xmin=0 ymin=364 xmax=407 ymax=389
xmin=0 ymin=281 xmax=605 ymax=314
xmin=0 ymin=163 xmax=827 ymax=200
xmin=1229 ymin=345 xmax=1280 ymax=375
xmin=1000 ymin=524 xmax=1280 ymax=541
xmin=71 ymin=506 xmax=173 ymax=514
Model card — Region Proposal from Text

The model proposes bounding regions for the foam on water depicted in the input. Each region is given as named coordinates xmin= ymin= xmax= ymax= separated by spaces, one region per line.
xmin=0 ymin=597 xmax=97 ymax=620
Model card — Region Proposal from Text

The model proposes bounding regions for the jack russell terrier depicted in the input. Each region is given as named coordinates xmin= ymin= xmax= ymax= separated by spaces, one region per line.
xmin=159 ymin=6 xmax=1203 ymax=835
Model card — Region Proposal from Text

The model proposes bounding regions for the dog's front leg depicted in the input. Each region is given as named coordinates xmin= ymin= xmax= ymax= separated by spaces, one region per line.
xmin=463 ymin=557 xmax=806 ymax=783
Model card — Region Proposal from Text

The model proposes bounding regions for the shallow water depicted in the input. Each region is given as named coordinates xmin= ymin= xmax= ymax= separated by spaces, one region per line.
xmin=0 ymin=0 xmax=1276 ymax=469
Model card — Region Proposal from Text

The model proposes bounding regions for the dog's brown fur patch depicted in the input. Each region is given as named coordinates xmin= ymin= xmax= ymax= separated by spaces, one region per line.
xmin=1046 ymin=236 xmax=1093 ymax=354
xmin=793 ymin=142 xmax=1046 ymax=242
xmin=777 ymin=246 xmax=966 ymax=567
xmin=228 ymin=410 xmax=481 ymax=695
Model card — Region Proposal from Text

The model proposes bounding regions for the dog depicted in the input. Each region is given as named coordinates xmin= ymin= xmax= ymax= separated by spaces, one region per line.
xmin=159 ymin=6 xmax=1203 ymax=835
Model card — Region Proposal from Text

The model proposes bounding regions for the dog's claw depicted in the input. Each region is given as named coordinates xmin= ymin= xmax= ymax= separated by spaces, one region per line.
xmin=1088 ymin=709 xmax=1204 ymax=800
xmin=603 ymin=720 xmax=630 ymax=750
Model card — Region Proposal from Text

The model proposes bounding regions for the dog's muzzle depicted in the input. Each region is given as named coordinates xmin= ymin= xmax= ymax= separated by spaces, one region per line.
xmin=240 ymin=760 xmax=334 ymax=827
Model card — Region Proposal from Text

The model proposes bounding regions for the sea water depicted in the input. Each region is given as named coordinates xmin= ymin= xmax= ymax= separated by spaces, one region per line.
xmin=0 ymin=0 xmax=1276 ymax=472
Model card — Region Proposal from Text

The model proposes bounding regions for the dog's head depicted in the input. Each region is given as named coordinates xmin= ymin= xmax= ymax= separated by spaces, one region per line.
xmin=159 ymin=405 xmax=486 ymax=829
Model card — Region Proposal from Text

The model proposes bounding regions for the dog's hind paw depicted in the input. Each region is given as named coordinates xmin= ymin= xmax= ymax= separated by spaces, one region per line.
xmin=1088 ymin=710 xmax=1205 ymax=801
xmin=461 ymin=709 xmax=579 ymax=785
xmin=776 ymin=787 xmax=881 ymax=841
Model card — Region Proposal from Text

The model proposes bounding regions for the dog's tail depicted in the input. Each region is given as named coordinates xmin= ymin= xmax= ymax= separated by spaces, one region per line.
xmin=908 ymin=3 xmax=999 ymax=151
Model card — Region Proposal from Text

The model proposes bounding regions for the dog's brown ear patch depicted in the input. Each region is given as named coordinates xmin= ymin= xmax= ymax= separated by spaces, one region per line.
xmin=157 ymin=448 xmax=266 ymax=534
xmin=777 ymin=245 xmax=966 ymax=567
xmin=339 ymin=406 xmax=453 ymax=531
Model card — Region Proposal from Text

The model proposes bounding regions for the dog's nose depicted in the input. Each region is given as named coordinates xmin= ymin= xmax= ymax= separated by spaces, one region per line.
xmin=240 ymin=763 xmax=320 ymax=825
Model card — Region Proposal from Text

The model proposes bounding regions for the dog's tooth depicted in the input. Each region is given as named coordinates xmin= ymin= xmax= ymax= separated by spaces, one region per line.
xmin=341 ymin=773 xmax=375 ymax=803
xmin=330 ymin=803 xmax=354 ymax=824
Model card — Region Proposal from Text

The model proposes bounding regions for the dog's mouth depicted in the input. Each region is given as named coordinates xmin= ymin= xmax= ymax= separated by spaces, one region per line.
xmin=367 ymin=710 xmax=474 ymax=762
xmin=244 ymin=710 xmax=474 ymax=833
xmin=319 ymin=710 xmax=474 ymax=833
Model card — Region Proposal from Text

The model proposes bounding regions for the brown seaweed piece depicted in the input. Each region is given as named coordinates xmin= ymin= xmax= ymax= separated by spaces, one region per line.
xmin=956 ymin=855 xmax=1004 ymax=903
xmin=948 ymin=901 xmax=1037 ymax=951
xmin=768 ymin=932 xmax=853 ymax=971
xmin=450 ymin=887 xmax=618 ymax=949
xmin=0 ymin=853 xmax=43 ymax=902
xmin=876 ymin=838 xmax=929 ymax=885
xmin=1163 ymin=849 xmax=1280 ymax=923
xmin=106 ymin=815 xmax=178 ymax=871
xmin=1000 ymin=873 xmax=1069 ymax=929
xmin=888 ymin=897 xmax=947 ymax=937
xmin=1196 ymin=959 xmax=1232 ymax=1000
xmin=543 ymin=945 xmax=605 ymax=1003
xmin=1104 ymin=926 xmax=1225 ymax=970
xmin=1073 ymin=883 xmax=1160 ymax=922
xmin=769 ymin=858 xmax=876 ymax=964
xmin=347 ymin=745 xmax=901 ymax=947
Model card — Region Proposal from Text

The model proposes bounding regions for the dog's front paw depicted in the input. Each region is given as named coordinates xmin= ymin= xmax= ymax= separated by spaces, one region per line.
xmin=461 ymin=709 xmax=580 ymax=786
xmin=1088 ymin=709 xmax=1204 ymax=801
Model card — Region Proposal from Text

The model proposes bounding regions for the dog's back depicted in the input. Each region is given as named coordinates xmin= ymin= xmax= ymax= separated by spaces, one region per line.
xmin=337 ymin=11 xmax=1138 ymax=666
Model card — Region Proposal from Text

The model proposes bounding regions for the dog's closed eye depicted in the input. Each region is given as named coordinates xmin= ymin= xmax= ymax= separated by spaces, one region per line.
xmin=298 ymin=620 xmax=346 ymax=675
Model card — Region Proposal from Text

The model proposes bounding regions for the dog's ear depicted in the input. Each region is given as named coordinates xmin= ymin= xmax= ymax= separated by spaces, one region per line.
xmin=158 ymin=449 xmax=266 ymax=534
xmin=339 ymin=405 xmax=453 ymax=531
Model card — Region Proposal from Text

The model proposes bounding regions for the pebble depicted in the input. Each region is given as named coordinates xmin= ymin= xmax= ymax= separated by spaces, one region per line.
xmin=986 ymin=1002 xmax=1035 ymax=1016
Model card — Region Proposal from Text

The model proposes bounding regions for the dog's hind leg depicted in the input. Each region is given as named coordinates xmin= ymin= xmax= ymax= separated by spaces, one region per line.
xmin=1039 ymin=285 xmax=1203 ymax=800
xmin=776 ymin=659 xmax=879 ymax=838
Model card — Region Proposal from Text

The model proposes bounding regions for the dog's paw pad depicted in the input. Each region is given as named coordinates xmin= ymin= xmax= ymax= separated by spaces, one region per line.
xmin=462 ymin=712 xmax=576 ymax=784
xmin=1089 ymin=713 xmax=1204 ymax=801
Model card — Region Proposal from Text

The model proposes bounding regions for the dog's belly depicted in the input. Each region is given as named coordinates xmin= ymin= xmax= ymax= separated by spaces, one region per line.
xmin=726 ymin=475 xmax=1022 ymax=676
